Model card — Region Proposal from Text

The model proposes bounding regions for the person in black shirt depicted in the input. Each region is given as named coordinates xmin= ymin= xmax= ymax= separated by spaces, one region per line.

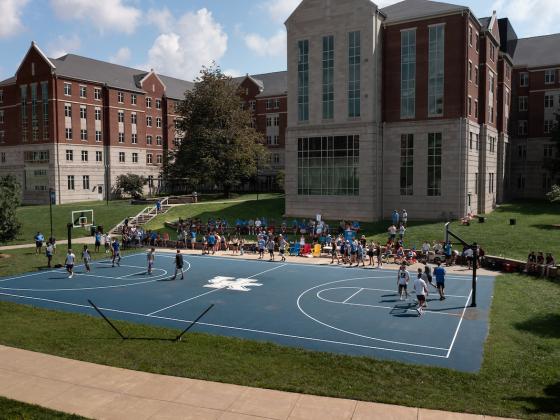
xmin=172 ymin=249 xmax=185 ymax=280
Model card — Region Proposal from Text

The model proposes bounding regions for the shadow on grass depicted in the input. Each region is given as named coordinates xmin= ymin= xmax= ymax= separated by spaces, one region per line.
xmin=511 ymin=381 xmax=560 ymax=415
xmin=494 ymin=200 xmax=560 ymax=216
xmin=530 ymin=224 xmax=560 ymax=230
xmin=515 ymin=313 xmax=560 ymax=338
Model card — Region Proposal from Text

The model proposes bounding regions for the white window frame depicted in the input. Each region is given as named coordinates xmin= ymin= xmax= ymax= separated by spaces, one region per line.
xmin=520 ymin=72 xmax=529 ymax=87
xmin=117 ymin=91 xmax=124 ymax=103
xmin=79 ymin=86 xmax=87 ymax=98
xmin=119 ymin=152 xmax=125 ymax=163
xmin=94 ymin=88 xmax=101 ymax=101
xmin=132 ymin=152 xmax=138 ymax=163
xmin=64 ymin=83 xmax=72 ymax=96
xmin=519 ymin=96 xmax=528 ymax=112
xmin=544 ymin=69 xmax=556 ymax=85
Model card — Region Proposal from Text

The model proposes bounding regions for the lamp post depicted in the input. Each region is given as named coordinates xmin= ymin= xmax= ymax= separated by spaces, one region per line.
xmin=256 ymin=156 xmax=259 ymax=201
xmin=48 ymin=188 xmax=55 ymax=239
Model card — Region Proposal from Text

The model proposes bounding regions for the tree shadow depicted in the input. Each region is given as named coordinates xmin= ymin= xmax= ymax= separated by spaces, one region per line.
xmin=494 ymin=200 xmax=560 ymax=216
xmin=510 ymin=381 xmax=560 ymax=415
xmin=530 ymin=224 xmax=560 ymax=230
xmin=515 ymin=314 xmax=560 ymax=338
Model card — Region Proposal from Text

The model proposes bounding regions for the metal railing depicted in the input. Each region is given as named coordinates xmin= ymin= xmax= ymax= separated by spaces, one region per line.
xmin=110 ymin=197 xmax=170 ymax=234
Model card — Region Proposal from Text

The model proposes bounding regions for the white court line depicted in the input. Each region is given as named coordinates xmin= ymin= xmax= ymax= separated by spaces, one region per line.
xmin=316 ymin=290 xmax=461 ymax=317
xmin=0 ymin=291 xmax=447 ymax=359
xmin=297 ymin=277 xmax=449 ymax=351
xmin=147 ymin=263 xmax=287 ymax=316
xmin=445 ymin=289 xmax=473 ymax=358
xmin=161 ymin=253 xmax=493 ymax=281
xmin=342 ymin=288 xmax=363 ymax=303
xmin=118 ymin=270 xmax=155 ymax=279
xmin=0 ymin=254 xmax=139 ymax=284
xmin=321 ymin=286 xmax=468 ymax=299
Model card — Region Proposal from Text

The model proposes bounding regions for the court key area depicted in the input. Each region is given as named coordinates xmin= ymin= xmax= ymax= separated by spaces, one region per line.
xmin=0 ymin=253 xmax=495 ymax=372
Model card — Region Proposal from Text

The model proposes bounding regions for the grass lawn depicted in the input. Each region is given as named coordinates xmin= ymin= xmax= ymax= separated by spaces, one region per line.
xmin=6 ymin=200 xmax=148 ymax=246
xmin=0 ymin=271 xmax=558 ymax=419
xmin=146 ymin=197 xmax=560 ymax=261
xmin=0 ymin=396 xmax=86 ymax=419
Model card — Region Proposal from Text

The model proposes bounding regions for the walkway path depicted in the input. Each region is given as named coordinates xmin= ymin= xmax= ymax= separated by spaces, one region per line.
xmin=0 ymin=345 xmax=512 ymax=420
xmin=0 ymin=236 xmax=95 ymax=251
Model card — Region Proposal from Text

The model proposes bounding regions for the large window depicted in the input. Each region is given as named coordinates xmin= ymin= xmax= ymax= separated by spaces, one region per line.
xmin=297 ymin=40 xmax=309 ymax=122
xmin=348 ymin=31 xmax=361 ymax=118
xmin=428 ymin=24 xmax=445 ymax=116
xmin=401 ymin=29 xmax=416 ymax=119
xmin=427 ymin=133 xmax=442 ymax=196
xmin=298 ymin=136 xmax=359 ymax=196
xmin=400 ymin=134 xmax=414 ymax=196
xmin=322 ymin=35 xmax=334 ymax=120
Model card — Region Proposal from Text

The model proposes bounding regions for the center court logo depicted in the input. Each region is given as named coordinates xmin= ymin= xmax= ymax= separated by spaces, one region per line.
xmin=203 ymin=276 xmax=263 ymax=292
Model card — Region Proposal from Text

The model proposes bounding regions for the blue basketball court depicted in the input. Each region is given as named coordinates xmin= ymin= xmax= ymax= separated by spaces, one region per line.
xmin=0 ymin=252 xmax=495 ymax=372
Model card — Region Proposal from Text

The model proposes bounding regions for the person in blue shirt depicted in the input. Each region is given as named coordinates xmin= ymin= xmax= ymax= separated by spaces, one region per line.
xmin=444 ymin=241 xmax=452 ymax=266
xmin=433 ymin=261 xmax=446 ymax=300
xmin=257 ymin=235 xmax=266 ymax=259
xmin=94 ymin=231 xmax=102 ymax=253
xmin=35 ymin=232 xmax=45 ymax=254
xmin=111 ymin=239 xmax=121 ymax=267
xmin=391 ymin=210 xmax=400 ymax=227
xmin=207 ymin=232 xmax=216 ymax=255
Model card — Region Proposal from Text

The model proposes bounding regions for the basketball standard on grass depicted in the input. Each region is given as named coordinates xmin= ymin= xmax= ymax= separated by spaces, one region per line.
xmin=445 ymin=222 xmax=479 ymax=307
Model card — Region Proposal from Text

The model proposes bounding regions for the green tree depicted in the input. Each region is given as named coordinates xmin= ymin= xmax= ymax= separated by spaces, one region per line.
xmin=115 ymin=174 xmax=146 ymax=199
xmin=0 ymin=175 xmax=22 ymax=243
xmin=169 ymin=65 xmax=268 ymax=197
xmin=546 ymin=185 xmax=560 ymax=203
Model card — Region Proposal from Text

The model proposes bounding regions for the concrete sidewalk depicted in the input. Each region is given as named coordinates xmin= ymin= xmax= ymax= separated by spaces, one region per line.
xmin=0 ymin=345 xmax=513 ymax=420
xmin=0 ymin=236 xmax=96 ymax=251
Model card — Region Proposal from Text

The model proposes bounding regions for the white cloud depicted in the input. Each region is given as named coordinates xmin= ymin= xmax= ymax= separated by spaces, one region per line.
xmin=244 ymin=30 xmax=286 ymax=57
xmin=109 ymin=47 xmax=131 ymax=64
xmin=50 ymin=0 xmax=142 ymax=34
xmin=47 ymin=34 xmax=81 ymax=58
xmin=146 ymin=8 xmax=228 ymax=81
xmin=263 ymin=0 xmax=300 ymax=24
xmin=146 ymin=7 xmax=174 ymax=32
xmin=492 ymin=0 xmax=560 ymax=36
xmin=223 ymin=69 xmax=243 ymax=78
xmin=0 ymin=0 xmax=29 ymax=38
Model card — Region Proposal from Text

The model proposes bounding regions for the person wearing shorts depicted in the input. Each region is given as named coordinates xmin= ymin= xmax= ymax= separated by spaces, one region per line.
xmin=172 ymin=249 xmax=185 ymax=280
xmin=94 ymin=231 xmax=102 ymax=253
xmin=396 ymin=264 xmax=410 ymax=300
xmin=45 ymin=242 xmax=54 ymax=268
xmin=111 ymin=239 xmax=121 ymax=267
xmin=266 ymin=237 xmax=275 ymax=261
xmin=147 ymin=248 xmax=155 ymax=275
xmin=278 ymin=235 xmax=288 ymax=262
xmin=414 ymin=268 xmax=429 ymax=316
xmin=35 ymin=232 xmax=44 ymax=254
xmin=258 ymin=235 xmax=266 ymax=260
xmin=65 ymin=249 xmax=76 ymax=279
xmin=424 ymin=263 xmax=436 ymax=289
xmin=82 ymin=245 xmax=91 ymax=273
xmin=433 ymin=261 xmax=446 ymax=300
xmin=330 ymin=237 xmax=339 ymax=264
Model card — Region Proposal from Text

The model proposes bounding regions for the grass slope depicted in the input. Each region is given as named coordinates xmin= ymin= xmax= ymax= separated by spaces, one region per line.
xmin=0 ymin=396 xmax=86 ymax=419
xmin=0 ymin=274 xmax=558 ymax=419
xmin=146 ymin=198 xmax=560 ymax=261
xmin=7 ymin=200 xmax=147 ymax=246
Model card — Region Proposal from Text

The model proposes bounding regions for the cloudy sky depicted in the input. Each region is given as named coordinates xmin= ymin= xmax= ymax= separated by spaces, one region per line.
xmin=0 ymin=0 xmax=559 ymax=82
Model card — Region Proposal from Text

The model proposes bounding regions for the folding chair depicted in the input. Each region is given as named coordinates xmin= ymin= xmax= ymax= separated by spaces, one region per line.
xmin=289 ymin=243 xmax=301 ymax=256
xmin=312 ymin=244 xmax=321 ymax=257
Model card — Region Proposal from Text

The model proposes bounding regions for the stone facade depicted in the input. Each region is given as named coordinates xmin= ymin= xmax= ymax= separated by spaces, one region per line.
xmin=285 ymin=0 xmax=384 ymax=221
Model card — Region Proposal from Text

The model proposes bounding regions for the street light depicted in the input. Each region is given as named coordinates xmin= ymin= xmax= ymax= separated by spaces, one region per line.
xmin=49 ymin=188 xmax=55 ymax=239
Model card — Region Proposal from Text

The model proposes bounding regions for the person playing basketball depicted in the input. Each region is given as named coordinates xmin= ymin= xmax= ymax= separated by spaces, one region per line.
xmin=82 ymin=245 xmax=91 ymax=273
xmin=172 ymin=249 xmax=185 ymax=280
xmin=396 ymin=264 xmax=410 ymax=300
xmin=111 ymin=239 xmax=121 ymax=267
xmin=414 ymin=268 xmax=429 ymax=316
xmin=65 ymin=249 xmax=76 ymax=279
xmin=147 ymin=247 xmax=155 ymax=275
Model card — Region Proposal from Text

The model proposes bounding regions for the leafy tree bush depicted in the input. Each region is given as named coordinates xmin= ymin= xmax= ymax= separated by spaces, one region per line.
xmin=0 ymin=176 xmax=22 ymax=243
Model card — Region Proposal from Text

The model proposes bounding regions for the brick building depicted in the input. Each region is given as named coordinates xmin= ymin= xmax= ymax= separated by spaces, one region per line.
xmin=0 ymin=44 xmax=287 ymax=204
xmin=284 ymin=0 xmax=558 ymax=221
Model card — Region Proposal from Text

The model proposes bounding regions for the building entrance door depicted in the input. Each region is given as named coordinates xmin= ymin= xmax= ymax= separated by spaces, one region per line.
xmin=97 ymin=185 xmax=104 ymax=201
